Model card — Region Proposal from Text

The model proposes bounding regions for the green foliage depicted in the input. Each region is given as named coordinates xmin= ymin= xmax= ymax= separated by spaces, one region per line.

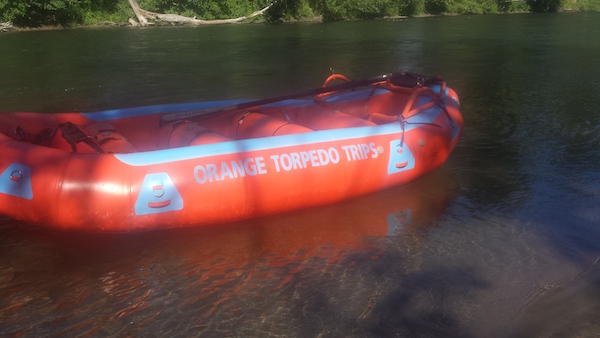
xmin=323 ymin=0 xmax=400 ymax=21
xmin=445 ymin=0 xmax=498 ymax=13
xmin=527 ymin=0 xmax=561 ymax=11
xmin=82 ymin=0 xmax=132 ymax=24
xmin=425 ymin=0 xmax=446 ymax=14
xmin=0 ymin=0 xmax=8 ymax=22
xmin=264 ymin=0 xmax=316 ymax=22
xmin=0 ymin=0 xmax=131 ymax=26
xmin=561 ymin=0 xmax=600 ymax=10
xmin=399 ymin=0 xmax=425 ymax=16
xmin=0 ymin=0 xmax=82 ymax=26
xmin=579 ymin=0 xmax=600 ymax=10
xmin=496 ymin=0 xmax=529 ymax=11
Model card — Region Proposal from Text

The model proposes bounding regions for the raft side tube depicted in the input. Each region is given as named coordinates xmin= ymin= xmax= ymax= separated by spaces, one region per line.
xmin=53 ymin=153 xmax=134 ymax=231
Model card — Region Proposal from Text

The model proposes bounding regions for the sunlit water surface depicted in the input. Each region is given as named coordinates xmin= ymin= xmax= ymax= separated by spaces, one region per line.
xmin=1 ymin=13 xmax=600 ymax=337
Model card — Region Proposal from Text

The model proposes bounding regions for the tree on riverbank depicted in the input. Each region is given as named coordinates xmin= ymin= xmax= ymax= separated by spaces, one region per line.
xmin=0 ymin=0 xmax=133 ymax=27
xmin=1 ymin=0 xmax=599 ymax=28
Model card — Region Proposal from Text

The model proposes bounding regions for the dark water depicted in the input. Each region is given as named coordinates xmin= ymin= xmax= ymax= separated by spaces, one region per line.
xmin=1 ymin=13 xmax=600 ymax=337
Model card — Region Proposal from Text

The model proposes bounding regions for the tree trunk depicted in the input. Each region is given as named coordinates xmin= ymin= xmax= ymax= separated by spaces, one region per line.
xmin=128 ymin=0 xmax=148 ymax=26
xmin=128 ymin=0 xmax=273 ymax=26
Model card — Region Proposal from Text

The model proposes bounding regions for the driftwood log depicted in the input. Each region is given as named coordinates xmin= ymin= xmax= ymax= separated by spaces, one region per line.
xmin=128 ymin=0 xmax=273 ymax=26
xmin=1 ymin=22 xmax=13 ymax=32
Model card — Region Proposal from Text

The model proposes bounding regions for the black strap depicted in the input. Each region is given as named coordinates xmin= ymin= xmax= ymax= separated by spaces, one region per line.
xmin=59 ymin=122 xmax=104 ymax=153
xmin=9 ymin=126 xmax=57 ymax=146
xmin=33 ymin=128 xmax=57 ymax=146
xmin=8 ymin=127 xmax=27 ymax=141
xmin=271 ymin=121 xmax=292 ymax=136
xmin=389 ymin=72 xmax=442 ymax=88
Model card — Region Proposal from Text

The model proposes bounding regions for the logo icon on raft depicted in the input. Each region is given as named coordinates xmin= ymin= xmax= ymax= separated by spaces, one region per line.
xmin=135 ymin=173 xmax=183 ymax=215
xmin=0 ymin=163 xmax=33 ymax=200
xmin=387 ymin=140 xmax=415 ymax=174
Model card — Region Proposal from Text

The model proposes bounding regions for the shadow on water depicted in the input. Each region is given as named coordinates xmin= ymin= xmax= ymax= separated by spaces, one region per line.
xmin=350 ymin=257 xmax=487 ymax=338
xmin=436 ymin=12 xmax=600 ymax=263
xmin=0 ymin=168 xmax=490 ymax=336
xmin=435 ymin=14 xmax=600 ymax=336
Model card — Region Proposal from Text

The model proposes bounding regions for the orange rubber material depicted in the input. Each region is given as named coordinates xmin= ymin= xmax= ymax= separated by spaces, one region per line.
xmin=231 ymin=111 xmax=313 ymax=139
xmin=316 ymin=73 xmax=351 ymax=99
xmin=0 ymin=75 xmax=463 ymax=232
xmin=158 ymin=121 xmax=231 ymax=149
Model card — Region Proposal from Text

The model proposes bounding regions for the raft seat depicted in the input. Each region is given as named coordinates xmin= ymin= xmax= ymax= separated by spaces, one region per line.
xmin=48 ymin=122 xmax=136 ymax=153
xmin=158 ymin=120 xmax=230 ymax=149
xmin=293 ymin=105 xmax=376 ymax=130
xmin=3 ymin=116 xmax=136 ymax=154
xmin=230 ymin=111 xmax=313 ymax=140
xmin=83 ymin=122 xmax=137 ymax=153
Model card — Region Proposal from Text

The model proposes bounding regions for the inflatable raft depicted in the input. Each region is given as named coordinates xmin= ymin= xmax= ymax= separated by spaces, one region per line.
xmin=0 ymin=72 xmax=463 ymax=232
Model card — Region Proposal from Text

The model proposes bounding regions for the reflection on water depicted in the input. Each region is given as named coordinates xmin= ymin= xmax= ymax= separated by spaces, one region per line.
xmin=1 ymin=169 xmax=462 ymax=336
xmin=1 ymin=12 xmax=600 ymax=337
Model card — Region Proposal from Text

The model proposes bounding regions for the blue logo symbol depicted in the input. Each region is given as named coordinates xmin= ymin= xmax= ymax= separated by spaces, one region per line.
xmin=0 ymin=163 xmax=33 ymax=200
xmin=387 ymin=140 xmax=415 ymax=175
xmin=134 ymin=173 xmax=183 ymax=215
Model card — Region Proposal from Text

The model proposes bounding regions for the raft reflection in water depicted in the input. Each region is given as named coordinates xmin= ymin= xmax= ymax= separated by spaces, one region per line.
xmin=0 ymin=167 xmax=459 ymax=335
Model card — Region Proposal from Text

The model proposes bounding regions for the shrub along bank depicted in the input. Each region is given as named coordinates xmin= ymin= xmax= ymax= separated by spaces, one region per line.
xmin=1 ymin=0 xmax=599 ymax=28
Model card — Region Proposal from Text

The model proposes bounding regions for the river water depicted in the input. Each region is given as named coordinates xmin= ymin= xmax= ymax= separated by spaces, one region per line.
xmin=1 ymin=13 xmax=600 ymax=337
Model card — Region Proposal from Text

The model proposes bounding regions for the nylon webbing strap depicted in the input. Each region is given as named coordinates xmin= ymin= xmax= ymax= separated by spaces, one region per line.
xmin=59 ymin=122 xmax=104 ymax=153
xmin=389 ymin=72 xmax=442 ymax=88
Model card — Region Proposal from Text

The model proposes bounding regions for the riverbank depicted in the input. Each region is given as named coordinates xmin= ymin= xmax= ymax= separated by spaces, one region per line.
xmin=1 ymin=0 xmax=599 ymax=31
xmin=0 ymin=10 xmax=590 ymax=34
xmin=0 ymin=10 xmax=588 ymax=33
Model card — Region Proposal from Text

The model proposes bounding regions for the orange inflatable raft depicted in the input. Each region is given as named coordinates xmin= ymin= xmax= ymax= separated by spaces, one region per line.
xmin=0 ymin=72 xmax=463 ymax=232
